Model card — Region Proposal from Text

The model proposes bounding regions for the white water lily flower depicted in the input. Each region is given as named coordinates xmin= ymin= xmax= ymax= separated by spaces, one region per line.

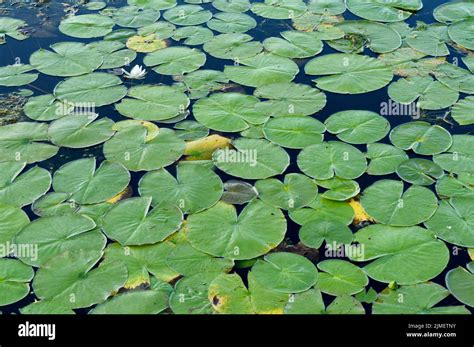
xmin=122 ymin=65 xmax=147 ymax=79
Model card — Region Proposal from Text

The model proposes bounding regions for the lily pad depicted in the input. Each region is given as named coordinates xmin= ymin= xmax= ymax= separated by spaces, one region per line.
xmin=396 ymin=158 xmax=444 ymax=186
xmin=425 ymin=198 xmax=474 ymax=248
xmin=187 ymin=200 xmax=286 ymax=260
xmin=0 ymin=161 xmax=51 ymax=208
xmin=173 ymin=26 xmax=214 ymax=45
xmin=251 ymin=0 xmax=306 ymax=19
xmin=305 ymin=53 xmax=393 ymax=94
xmin=0 ymin=259 xmax=34 ymax=306
xmin=448 ymin=18 xmax=474 ymax=50
xmin=345 ymin=0 xmax=422 ymax=22
xmin=434 ymin=64 xmax=474 ymax=95
xmin=32 ymin=250 xmax=128 ymax=309
xmin=289 ymin=196 xmax=354 ymax=226
xmin=87 ymin=41 xmax=137 ymax=69
xmin=54 ymin=73 xmax=127 ymax=107
xmin=52 ymin=158 xmax=130 ymax=205
xmin=15 ymin=213 xmax=105 ymax=267
xmin=317 ymin=177 xmax=360 ymax=201
xmin=30 ymin=42 xmax=104 ymax=77
xmin=48 ymin=114 xmax=115 ymax=148
xmin=0 ymin=122 xmax=59 ymax=164
xmin=144 ymin=47 xmax=206 ymax=75
xmin=388 ymin=76 xmax=459 ymax=110
xmin=23 ymin=94 xmax=73 ymax=122
xmin=213 ymin=138 xmax=290 ymax=180
xmin=116 ymin=85 xmax=189 ymax=121
xmin=254 ymin=82 xmax=327 ymax=117
xmin=307 ymin=0 xmax=345 ymax=15
xmin=360 ymin=179 xmax=438 ymax=226
xmin=212 ymin=0 xmax=251 ymax=12
xmin=194 ymin=92 xmax=267 ymax=132
xmin=324 ymin=111 xmax=390 ymax=144
xmin=0 ymin=64 xmax=38 ymax=87
xmin=203 ymin=33 xmax=263 ymax=59
xmin=263 ymin=116 xmax=325 ymax=149
xmin=126 ymin=34 xmax=168 ymax=52
xmin=251 ymin=252 xmax=318 ymax=293
xmin=434 ymin=2 xmax=474 ymax=23
xmin=255 ymin=173 xmax=318 ymax=210
xmin=138 ymin=161 xmax=223 ymax=214
xmin=0 ymin=17 xmax=28 ymax=44
xmin=373 ymin=282 xmax=470 ymax=314
xmin=297 ymin=141 xmax=367 ymax=180
xmin=452 ymin=96 xmax=474 ymax=126
xmin=163 ymin=5 xmax=212 ymax=25
xmin=102 ymin=196 xmax=182 ymax=246
xmin=113 ymin=6 xmax=161 ymax=28
xmin=224 ymin=52 xmax=299 ymax=88
xmin=59 ymin=14 xmax=115 ymax=38
xmin=390 ymin=121 xmax=452 ymax=155
xmin=299 ymin=219 xmax=353 ymax=249
xmin=0 ymin=206 xmax=29 ymax=245
xmin=446 ymin=266 xmax=474 ymax=307
xmin=103 ymin=124 xmax=185 ymax=171
xmin=221 ymin=180 xmax=258 ymax=205
xmin=316 ymin=259 xmax=368 ymax=296
xmin=406 ymin=24 xmax=450 ymax=57
xmin=433 ymin=135 xmax=474 ymax=175
xmin=263 ymin=30 xmax=323 ymax=58
xmin=207 ymin=12 xmax=256 ymax=33
xmin=350 ymin=225 xmax=449 ymax=284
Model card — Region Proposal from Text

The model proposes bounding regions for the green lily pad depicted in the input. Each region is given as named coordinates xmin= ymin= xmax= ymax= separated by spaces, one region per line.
xmin=345 ymin=0 xmax=422 ymax=22
xmin=289 ymin=196 xmax=354 ymax=226
xmin=0 ymin=161 xmax=51 ymax=208
xmin=299 ymin=219 xmax=353 ymax=249
xmin=208 ymin=273 xmax=253 ymax=313
xmin=166 ymin=243 xmax=234 ymax=276
xmin=434 ymin=2 xmax=474 ymax=23
xmin=254 ymin=82 xmax=327 ymax=117
xmin=373 ymin=282 xmax=470 ymax=314
xmin=307 ymin=0 xmax=345 ymax=15
xmin=213 ymin=138 xmax=290 ymax=180
xmin=221 ymin=180 xmax=258 ymax=205
xmin=390 ymin=121 xmax=452 ymax=155
xmin=324 ymin=111 xmax=390 ymax=144
xmin=181 ymin=69 xmax=229 ymax=98
xmin=255 ymin=173 xmax=318 ymax=210
xmin=48 ymin=114 xmax=115 ymax=148
xmin=406 ymin=24 xmax=450 ymax=57
xmin=163 ymin=5 xmax=212 ymax=25
xmin=128 ymin=0 xmax=177 ymax=10
xmin=20 ymin=300 xmax=75 ymax=314
xmin=52 ymin=158 xmax=130 ymax=205
xmin=433 ymin=135 xmax=474 ymax=175
xmin=316 ymin=259 xmax=368 ymax=296
xmin=207 ymin=12 xmax=256 ymax=33
xmin=15 ymin=213 xmax=105 ymax=267
xmin=194 ymin=92 xmax=267 ymax=132
xmin=436 ymin=174 xmax=474 ymax=199
xmin=448 ymin=18 xmax=474 ymax=50
xmin=174 ymin=120 xmax=209 ymax=140
xmin=203 ymin=33 xmax=263 ymax=59
xmin=59 ymin=14 xmax=115 ymax=38
xmin=187 ymin=200 xmax=286 ymax=260
xmin=361 ymin=179 xmax=438 ymax=226
xmin=446 ymin=266 xmax=474 ymax=307
xmin=116 ymin=85 xmax=189 ymax=121
xmin=23 ymin=94 xmax=73 ymax=122
xmin=425 ymin=198 xmax=474 ymax=248
xmin=224 ymin=52 xmax=299 ymax=87
xmin=317 ymin=177 xmax=360 ymax=201
xmin=263 ymin=30 xmax=323 ymax=58
xmin=138 ymin=161 xmax=223 ymax=214
xmin=388 ymin=76 xmax=459 ymax=110
xmin=30 ymin=42 xmax=103 ymax=77
xmin=103 ymin=124 xmax=185 ymax=171
xmin=144 ymin=47 xmax=206 ymax=75
xmin=251 ymin=0 xmax=306 ymax=19
xmin=0 ymin=17 xmax=28 ymax=44
xmin=0 ymin=64 xmax=38 ymax=87
xmin=297 ymin=141 xmax=367 ymax=180
xmin=0 ymin=122 xmax=59 ymax=164
xmin=396 ymin=158 xmax=444 ymax=186
xmin=366 ymin=143 xmax=409 ymax=176
xmin=452 ymin=96 xmax=474 ymax=126
xmin=54 ymin=73 xmax=127 ymax=107
xmin=86 ymin=1 xmax=107 ymax=10
xmin=350 ymin=225 xmax=449 ymax=284
xmin=102 ymin=196 xmax=182 ymax=246
xmin=172 ymin=26 xmax=214 ymax=45
xmin=251 ymin=252 xmax=318 ymax=293
xmin=113 ymin=6 xmax=161 ymax=28
xmin=263 ymin=116 xmax=325 ymax=149
xmin=305 ymin=53 xmax=393 ymax=94
xmin=32 ymin=250 xmax=128 ymax=309
xmin=31 ymin=192 xmax=77 ymax=217
xmin=434 ymin=63 xmax=474 ymax=95
xmin=87 ymin=40 xmax=137 ymax=69
xmin=212 ymin=0 xmax=251 ymax=12
xmin=0 ymin=206 xmax=29 ymax=245
xmin=104 ymin=242 xmax=179 ymax=287
xmin=0 ymin=259 xmax=34 ymax=306
xmin=91 ymin=277 xmax=173 ymax=314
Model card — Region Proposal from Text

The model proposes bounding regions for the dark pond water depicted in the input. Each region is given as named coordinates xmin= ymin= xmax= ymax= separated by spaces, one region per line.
xmin=0 ymin=0 xmax=473 ymax=314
